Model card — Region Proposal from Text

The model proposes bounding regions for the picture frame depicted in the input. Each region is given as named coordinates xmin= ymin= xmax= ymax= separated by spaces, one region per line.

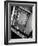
xmin=4 ymin=1 xmax=37 ymax=45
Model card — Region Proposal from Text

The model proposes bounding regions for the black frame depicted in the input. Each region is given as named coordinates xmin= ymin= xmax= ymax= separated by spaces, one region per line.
xmin=4 ymin=1 xmax=37 ymax=45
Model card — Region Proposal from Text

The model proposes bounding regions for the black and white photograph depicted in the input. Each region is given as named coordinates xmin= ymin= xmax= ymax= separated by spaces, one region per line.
xmin=4 ymin=1 xmax=37 ymax=45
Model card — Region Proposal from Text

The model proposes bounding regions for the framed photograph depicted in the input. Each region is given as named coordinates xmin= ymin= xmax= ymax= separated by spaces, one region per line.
xmin=4 ymin=1 xmax=37 ymax=45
